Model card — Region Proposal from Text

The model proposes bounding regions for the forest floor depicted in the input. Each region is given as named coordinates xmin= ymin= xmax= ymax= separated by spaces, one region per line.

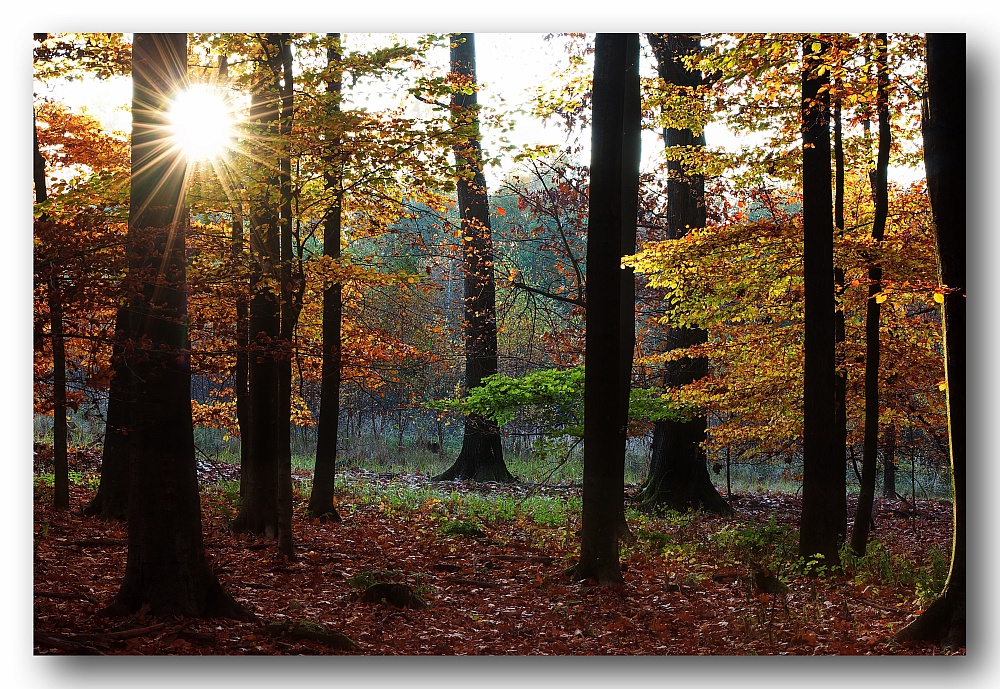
xmin=32 ymin=450 xmax=960 ymax=656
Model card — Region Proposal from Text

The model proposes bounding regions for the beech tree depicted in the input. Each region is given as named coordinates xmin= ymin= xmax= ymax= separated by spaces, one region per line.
xmin=797 ymin=36 xmax=844 ymax=568
xmin=308 ymin=32 xmax=345 ymax=520
xmin=33 ymin=114 xmax=68 ymax=510
xmin=639 ymin=32 xmax=731 ymax=515
xmin=105 ymin=32 xmax=249 ymax=619
xmin=434 ymin=33 xmax=515 ymax=483
xmin=232 ymin=34 xmax=285 ymax=541
xmin=893 ymin=31 xmax=965 ymax=652
xmin=573 ymin=32 xmax=640 ymax=586
xmin=850 ymin=33 xmax=891 ymax=555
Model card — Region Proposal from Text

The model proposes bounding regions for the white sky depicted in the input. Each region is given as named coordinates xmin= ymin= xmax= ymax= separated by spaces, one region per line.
xmin=36 ymin=33 xmax=728 ymax=191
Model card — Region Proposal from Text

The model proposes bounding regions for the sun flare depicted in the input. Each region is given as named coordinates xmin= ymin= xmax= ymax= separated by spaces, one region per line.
xmin=168 ymin=84 xmax=236 ymax=161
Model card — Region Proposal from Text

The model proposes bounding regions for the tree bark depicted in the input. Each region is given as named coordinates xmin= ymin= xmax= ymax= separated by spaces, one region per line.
xmin=220 ymin=54 xmax=251 ymax=494
xmin=308 ymin=32 xmax=345 ymax=521
xmin=275 ymin=33 xmax=297 ymax=559
xmin=882 ymin=423 xmax=897 ymax=499
xmin=640 ymin=33 xmax=731 ymax=516
xmin=105 ymin=32 xmax=250 ymax=620
xmin=832 ymin=45 xmax=849 ymax=541
xmin=798 ymin=36 xmax=844 ymax=568
xmin=572 ymin=33 xmax=640 ymax=586
xmin=85 ymin=305 xmax=131 ymax=520
xmin=232 ymin=35 xmax=283 ymax=540
xmin=850 ymin=33 xmax=890 ymax=556
xmin=893 ymin=32 xmax=965 ymax=652
xmin=434 ymin=33 xmax=514 ymax=483
xmin=33 ymin=111 xmax=69 ymax=510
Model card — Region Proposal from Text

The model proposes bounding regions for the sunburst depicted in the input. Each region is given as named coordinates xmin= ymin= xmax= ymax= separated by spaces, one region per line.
xmin=167 ymin=83 xmax=236 ymax=162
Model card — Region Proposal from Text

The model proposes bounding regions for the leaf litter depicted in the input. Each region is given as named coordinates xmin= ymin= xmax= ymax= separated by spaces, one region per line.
xmin=32 ymin=463 xmax=959 ymax=656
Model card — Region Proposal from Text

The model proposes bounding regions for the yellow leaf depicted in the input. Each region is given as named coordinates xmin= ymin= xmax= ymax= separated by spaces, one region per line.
xmin=933 ymin=292 xmax=945 ymax=304
xmin=875 ymin=293 xmax=888 ymax=304
xmin=812 ymin=41 xmax=822 ymax=54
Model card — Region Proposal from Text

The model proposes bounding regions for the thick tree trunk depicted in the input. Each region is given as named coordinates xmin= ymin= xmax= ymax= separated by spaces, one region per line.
xmin=434 ymin=33 xmax=514 ymax=483
xmin=893 ymin=32 xmax=965 ymax=652
xmin=640 ymin=33 xmax=730 ymax=516
xmin=105 ymin=33 xmax=250 ymax=620
xmin=850 ymin=34 xmax=890 ymax=556
xmin=308 ymin=32 xmax=345 ymax=521
xmin=798 ymin=36 xmax=844 ymax=568
xmin=572 ymin=33 xmax=640 ymax=586
xmin=232 ymin=37 xmax=283 ymax=540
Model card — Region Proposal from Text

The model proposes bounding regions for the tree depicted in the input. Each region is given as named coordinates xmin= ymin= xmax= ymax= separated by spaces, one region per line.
xmin=572 ymin=32 xmax=640 ymax=586
xmin=893 ymin=32 xmax=965 ymax=651
xmin=434 ymin=33 xmax=515 ymax=483
xmin=33 ymin=36 xmax=132 ymax=519
xmin=308 ymin=33 xmax=345 ymax=521
xmin=850 ymin=33 xmax=890 ymax=555
xmin=275 ymin=32 xmax=298 ymax=557
xmin=233 ymin=34 xmax=286 ymax=541
xmin=639 ymin=33 xmax=731 ymax=515
xmin=33 ymin=112 xmax=69 ymax=510
xmin=797 ymin=36 xmax=844 ymax=568
xmin=105 ymin=32 xmax=250 ymax=619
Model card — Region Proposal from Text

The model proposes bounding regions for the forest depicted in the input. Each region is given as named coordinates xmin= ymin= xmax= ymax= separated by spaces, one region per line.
xmin=31 ymin=32 xmax=965 ymax=657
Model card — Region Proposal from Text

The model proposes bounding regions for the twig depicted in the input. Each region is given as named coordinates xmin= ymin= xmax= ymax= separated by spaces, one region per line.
xmin=491 ymin=554 xmax=554 ymax=565
xmin=446 ymin=577 xmax=498 ymax=588
xmin=34 ymin=589 xmax=100 ymax=605
xmin=34 ymin=631 xmax=106 ymax=655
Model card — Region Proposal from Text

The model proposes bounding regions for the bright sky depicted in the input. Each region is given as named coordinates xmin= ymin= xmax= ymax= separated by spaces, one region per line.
xmin=36 ymin=33 xmax=720 ymax=191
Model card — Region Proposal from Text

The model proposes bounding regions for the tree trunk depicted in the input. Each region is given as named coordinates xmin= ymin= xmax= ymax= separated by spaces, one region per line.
xmin=105 ymin=32 xmax=250 ymax=620
xmin=308 ymin=32 xmax=345 ymax=521
xmin=219 ymin=53 xmax=251 ymax=490
xmin=850 ymin=33 xmax=890 ymax=556
xmin=572 ymin=33 xmax=640 ymax=586
xmin=232 ymin=36 xmax=283 ymax=540
xmin=882 ymin=423 xmax=897 ymax=499
xmin=434 ymin=33 xmax=514 ymax=483
xmin=640 ymin=33 xmax=730 ymax=516
xmin=34 ymin=112 xmax=69 ymax=510
xmin=84 ymin=305 xmax=131 ymax=520
xmin=275 ymin=33 xmax=297 ymax=559
xmin=832 ymin=47 xmax=849 ymax=541
xmin=798 ymin=36 xmax=844 ymax=569
xmin=893 ymin=32 xmax=965 ymax=652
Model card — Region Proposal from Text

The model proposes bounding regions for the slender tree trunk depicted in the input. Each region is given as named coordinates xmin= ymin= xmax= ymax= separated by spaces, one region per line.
xmin=640 ymin=33 xmax=731 ymax=516
xmin=434 ymin=33 xmax=514 ymax=483
xmin=882 ymin=423 xmax=897 ymax=498
xmin=850 ymin=33 xmax=890 ymax=556
xmin=33 ymin=112 xmax=69 ymax=510
xmin=275 ymin=33 xmax=297 ymax=559
xmin=572 ymin=33 xmax=640 ymax=586
xmin=798 ymin=36 xmax=844 ymax=568
xmin=85 ymin=304 xmax=131 ymax=519
xmin=832 ymin=49 xmax=849 ymax=540
xmin=105 ymin=32 xmax=250 ymax=620
xmin=308 ymin=32 xmax=345 ymax=521
xmin=893 ymin=32 xmax=965 ymax=652
xmin=220 ymin=54 xmax=251 ymax=485
xmin=233 ymin=36 xmax=283 ymax=539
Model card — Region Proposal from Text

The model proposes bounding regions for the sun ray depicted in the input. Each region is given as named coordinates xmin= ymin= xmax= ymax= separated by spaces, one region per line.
xmin=167 ymin=83 xmax=236 ymax=161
